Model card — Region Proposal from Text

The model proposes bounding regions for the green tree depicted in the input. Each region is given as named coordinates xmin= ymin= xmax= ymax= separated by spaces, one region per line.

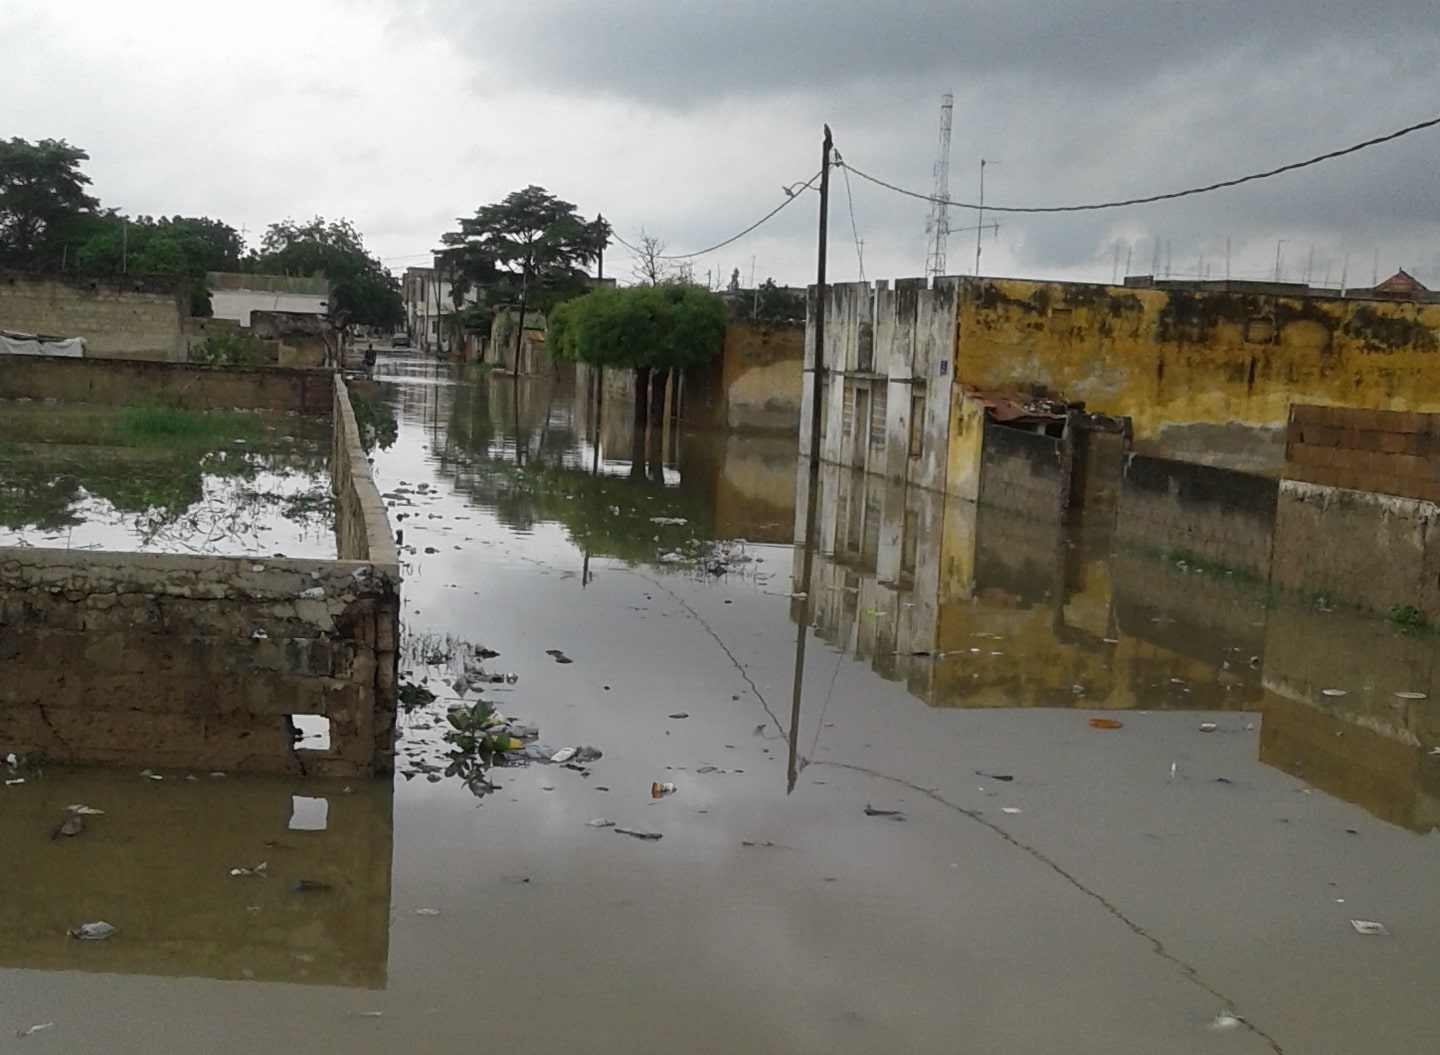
xmin=0 ymin=138 xmax=100 ymax=269
xmin=550 ymin=283 xmax=727 ymax=474
xmin=440 ymin=186 xmax=608 ymax=364
xmin=75 ymin=214 xmax=245 ymax=315
xmin=727 ymin=277 xmax=805 ymax=324
xmin=252 ymin=216 xmax=403 ymax=329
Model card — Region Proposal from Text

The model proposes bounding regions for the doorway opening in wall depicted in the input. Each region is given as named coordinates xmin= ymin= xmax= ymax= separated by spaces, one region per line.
xmin=289 ymin=714 xmax=331 ymax=752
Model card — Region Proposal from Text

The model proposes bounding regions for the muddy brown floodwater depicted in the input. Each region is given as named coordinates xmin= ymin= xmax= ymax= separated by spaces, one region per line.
xmin=3 ymin=353 xmax=1438 ymax=1054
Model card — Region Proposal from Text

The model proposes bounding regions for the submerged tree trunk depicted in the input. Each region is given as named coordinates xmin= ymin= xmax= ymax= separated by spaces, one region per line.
xmin=647 ymin=368 xmax=668 ymax=483
xmin=630 ymin=365 xmax=651 ymax=479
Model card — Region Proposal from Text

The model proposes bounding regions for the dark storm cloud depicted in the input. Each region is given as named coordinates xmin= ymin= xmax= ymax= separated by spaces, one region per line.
xmin=420 ymin=0 xmax=1438 ymax=106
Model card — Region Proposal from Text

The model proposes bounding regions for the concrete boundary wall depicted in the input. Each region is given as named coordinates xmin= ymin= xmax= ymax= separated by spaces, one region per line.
xmin=0 ymin=271 xmax=186 ymax=361
xmin=0 ymin=354 xmax=333 ymax=415
xmin=0 ymin=372 xmax=399 ymax=776
xmin=1271 ymin=480 xmax=1440 ymax=617
xmin=1115 ymin=453 xmax=1278 ymax=578
xmin=977 ymin=422 xmax=1067 ymax=521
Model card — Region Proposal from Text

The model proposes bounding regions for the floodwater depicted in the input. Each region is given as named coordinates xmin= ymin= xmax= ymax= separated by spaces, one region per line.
xmin=0 ymin=401 xmax=333 ymax=557
xmin=3 ymin=354 xmax=1438 ymax=1054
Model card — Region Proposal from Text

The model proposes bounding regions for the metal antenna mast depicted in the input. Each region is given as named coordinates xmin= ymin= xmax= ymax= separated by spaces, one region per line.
xmin=924 ymin=93 xmax=954 ymax=281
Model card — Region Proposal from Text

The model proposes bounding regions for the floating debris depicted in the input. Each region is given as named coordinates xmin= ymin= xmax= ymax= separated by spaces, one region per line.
xmin=415 ymin=907 xmax=441 ymax=916
xmin=17 ymin=1022 xmax=55 ymax=1038
xmin=1321 ymin=688 xmax=1347 ymax=698
xmin=585 ymin=818 xmax=616 ymax=829
xmin=1001 ymin=807 xmax=1022 ymax=815
xmin=651 ymin=781 xmax=677 ymax=798
xmin=52 ymin=813 xmax=85 ymax=839
xmin=614 ymin=827 xmax=663 ymax=841
xmin=294 ymin=879 xmax=331 ymax=892
xmin=68 ymin=921 xmax=116 ymax=941
xmin=1208 ymin=1011 xmax=1243 ymax=1030
xmin=863 ymin=804 xmax=904 ymax=819
xmin=545 ymin=649 xmax=573 ymax=664
xmin=1088 ymin=717 xmax=1124 ymax=730
xmin=1350 ymin=919 xmax=1390 ymax=936
xmin=229 ymin=862 xmax=268 ymax=877
xmin=1198 ymin=722 xmax=1217 ymax=732
xmin=975 ymin=770 xmax=1014 ymax=782
xmin=1394 ymin=691 xmax=1428 ymax=700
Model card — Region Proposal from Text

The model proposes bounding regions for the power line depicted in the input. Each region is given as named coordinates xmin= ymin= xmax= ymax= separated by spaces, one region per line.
xmin=838 ymin=152 xmax=866 ymax=282
xmin=609 ymin=170 xmax=822 ymax=263
xmin=838 ymin=114 xmax=1440 ymax=214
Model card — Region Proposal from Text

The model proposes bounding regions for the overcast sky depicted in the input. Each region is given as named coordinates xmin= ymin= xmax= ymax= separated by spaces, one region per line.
xmin=5 ymin=0 xmax=1438 ymax=290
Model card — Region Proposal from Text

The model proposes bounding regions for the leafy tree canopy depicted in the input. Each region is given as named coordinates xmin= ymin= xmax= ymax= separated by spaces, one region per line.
xmin=75 ymin=214 xmax=245 ymax=315
xmin=726 ymin=277 xmax=806 ymax=325
xmin=0 ymin=137 xmax=100 ymax=270
xmin=440 ymin=186 xmax=608 ymax=318
xmin=549 ymin=282 xmax=728 ymax=371
xmin=251 ymin=216 xmax=403 ymax=328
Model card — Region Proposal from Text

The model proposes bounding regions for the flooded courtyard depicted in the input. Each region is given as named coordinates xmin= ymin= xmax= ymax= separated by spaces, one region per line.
xmin=0 ymin=401 xmax=333 ymax=558
xmin=3 ymin=353 xmax=1438 ymax=1054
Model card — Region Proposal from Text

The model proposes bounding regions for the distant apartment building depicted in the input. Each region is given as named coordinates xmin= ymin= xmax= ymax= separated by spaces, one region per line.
xmin=402 ymin=263 xmax=477 ymax=352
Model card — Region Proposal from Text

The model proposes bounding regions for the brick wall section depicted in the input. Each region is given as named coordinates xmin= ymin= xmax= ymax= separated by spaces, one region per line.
xmin=0 ymin=551 xmax=399 ymax=777
xmin=0 ymin=271 xmax=186 ymax=360
xmin=0 ymin=355 xmax=333 ymax=415
xmin=1285 ymin=403 xmax=1440 ymax=502
xmin=1115 ymin=453 xmax=1278 ymax=577
xmin=977 ymin=421 xmax=1067 ymax=520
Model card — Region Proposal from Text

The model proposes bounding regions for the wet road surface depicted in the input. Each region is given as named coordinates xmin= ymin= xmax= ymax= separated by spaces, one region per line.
xmin=2 ymin=354 xmax=1438 ymax=1054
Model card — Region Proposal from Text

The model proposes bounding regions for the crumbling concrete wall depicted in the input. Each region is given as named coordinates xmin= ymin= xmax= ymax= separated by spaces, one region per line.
xmin=0 ymin=271 xmax=187 ymax=360
xmin=0 ymin=355 xmax=332 ymax=415
xmin=0 ymin=550 xmax=398 ymax=776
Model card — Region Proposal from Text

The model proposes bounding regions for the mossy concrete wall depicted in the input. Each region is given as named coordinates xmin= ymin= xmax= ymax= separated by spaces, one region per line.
xmin=0 ymin=271 xmax=187 ymax=360
xmin=952 ymin=277 xmax=1440 ymax=446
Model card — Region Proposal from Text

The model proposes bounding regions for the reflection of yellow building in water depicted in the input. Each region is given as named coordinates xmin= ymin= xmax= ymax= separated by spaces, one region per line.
xmin=795 ymin=463 xmax=1440 ymax=832
xmin=0 ymin=776 xmax=393 ymax=987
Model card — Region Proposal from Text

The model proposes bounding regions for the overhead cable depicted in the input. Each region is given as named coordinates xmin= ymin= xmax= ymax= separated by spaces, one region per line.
xmin=838 ymin=114 xmax=1440 ymax=214
xmin=618 ymin=170 xmax=822 ymax=261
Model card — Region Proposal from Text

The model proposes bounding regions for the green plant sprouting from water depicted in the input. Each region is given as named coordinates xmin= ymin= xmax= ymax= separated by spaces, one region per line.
xmin=1388 ymin=604 xmax=1429 ymax=632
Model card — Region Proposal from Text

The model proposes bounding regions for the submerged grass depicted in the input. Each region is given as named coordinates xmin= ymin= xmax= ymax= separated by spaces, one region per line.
xmin=118 ymin=404 xmax=267 ymax=446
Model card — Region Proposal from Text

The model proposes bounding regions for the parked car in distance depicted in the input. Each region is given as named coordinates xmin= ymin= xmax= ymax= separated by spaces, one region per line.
xmin=390 ymin=331 xmax=410 ymax=347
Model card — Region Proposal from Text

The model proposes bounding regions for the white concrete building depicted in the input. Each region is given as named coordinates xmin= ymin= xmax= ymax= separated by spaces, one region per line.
xmin=207 ymin=273 xmax=330 ymax=327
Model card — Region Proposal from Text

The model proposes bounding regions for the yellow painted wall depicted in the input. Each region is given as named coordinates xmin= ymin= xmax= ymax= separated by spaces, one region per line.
xmin=954 ymin=278 xmax=1440 ymax=440
xmin=944 ymin=390 xmax=986 ymax=500
xmin=720 ymin=320 xmax=805 ymax=431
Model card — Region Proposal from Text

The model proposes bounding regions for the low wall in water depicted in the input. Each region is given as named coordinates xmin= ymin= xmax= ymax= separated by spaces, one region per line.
xmin=0 ymin=371 xmax=399 ymax=776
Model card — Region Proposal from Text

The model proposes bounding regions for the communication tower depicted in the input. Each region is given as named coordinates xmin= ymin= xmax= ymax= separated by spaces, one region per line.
xmin=924 ymin=93 xmax=954 ymax=281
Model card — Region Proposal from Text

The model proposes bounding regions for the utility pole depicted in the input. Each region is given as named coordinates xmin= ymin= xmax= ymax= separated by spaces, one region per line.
xmin=788 ymin=123 xmax=832 ymax=795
